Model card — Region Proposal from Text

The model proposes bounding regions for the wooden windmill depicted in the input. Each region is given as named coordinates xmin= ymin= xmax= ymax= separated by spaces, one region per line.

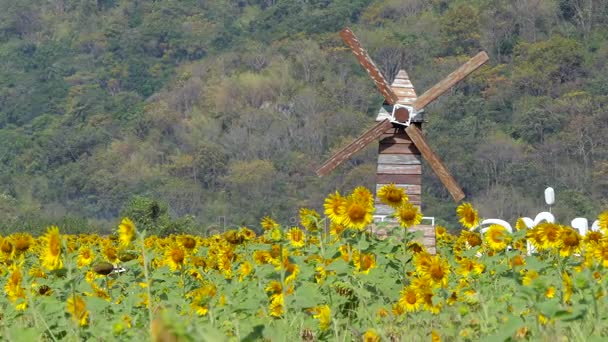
xmin=316 ymin=28 xmax=488 ymax=245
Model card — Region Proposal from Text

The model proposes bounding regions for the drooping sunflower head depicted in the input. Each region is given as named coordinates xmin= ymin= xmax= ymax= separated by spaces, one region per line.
xmin=464 ymin=231 xmax=482 ymax=247
xmin=483 ymin=224 xmax=511 ymax=251
xmin=117 ymin=217 xmax=136 ymax=247
xmin=299 ymin=208 xmax=321 ymax=232
xmin=377 ymin=184 xmax=409 ymax=208
xmin=11 ymin=233 xmax=33 ymax=255
xmin=395 ymin=202 xmax=423 ymax=228
xmin=260 ymin=216 xmax=280 ymax=231
xmin=323 ymin=191 xmax=346 ymax=225
xmin=351 ymin=186 xmax=374 ymax=207
xmin=456 ymin=202 xmax=479 ymax=230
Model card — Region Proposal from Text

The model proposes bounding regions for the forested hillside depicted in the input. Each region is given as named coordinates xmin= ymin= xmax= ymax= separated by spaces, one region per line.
xmin=1 ymin=0 xmax=607 ymax=233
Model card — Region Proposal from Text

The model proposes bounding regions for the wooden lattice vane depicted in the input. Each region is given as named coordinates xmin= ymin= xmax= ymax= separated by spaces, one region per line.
xmin=317 ymin=28 xmax=489 ymax=204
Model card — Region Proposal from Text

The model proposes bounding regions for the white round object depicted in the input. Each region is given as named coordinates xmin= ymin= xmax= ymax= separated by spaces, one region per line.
xmin=544 ymin=187 xmax=555 ymax=206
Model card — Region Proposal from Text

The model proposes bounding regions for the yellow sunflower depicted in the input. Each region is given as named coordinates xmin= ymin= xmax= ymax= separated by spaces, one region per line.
xmin=377 ymin=183 xmax=408 ymax=208
xmin=165 ymin=243 xmax=187 ymax=271
xmin=420 ymin=256 xmax=451 ymax=288
xmin=397 ymin=286 xmax=421 ymax=312
xmin=456 ymin=257 xmax=485 ymax=277
xmin=40 ymin=226 xmax=63 ymax=271
xmin=311 ymin=305 xmax=331 ymax=331
xmin=340 ymin=195 xmax=374 ymax=231
xmin=351 ymin=186 xmax=374 ymax=207
xmin=362 ymin=329 xmax=380 ymax=342
xmin=559 ymin=227 xmax=581 ymax=257
xmin=5 ymin=264 xmax=25 ymax=303
xmin=456 ymin=202 xmax=479 ymax=230
xmin=353 ymin=251 xmax=376 ymax=274
xmin=395 ymin=202 xmax=423 ymax=228
xmin=483 ymin=224 xmax=511 ymax=251
xmin=534 ymin=222 xmax=563 ymax=250
xmin=117 ymin=217 xmax=136 ymax=247
xmin=598 ymin=211 xmax=608 ymax=232
xmin=286 ymin=227 xmax=306 ymax=248
xmin=77 ymin=247 xmax=95 ymax=268
xmin=323 ymin=191 xmax=346 ymax=225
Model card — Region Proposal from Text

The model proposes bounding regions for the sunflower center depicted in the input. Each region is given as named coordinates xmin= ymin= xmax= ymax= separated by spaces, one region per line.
xmin=405 ymin=291 xmax=417 ymax=305
xmin=490 ymin=229 xmax=504 ymax=242
xmin=386 ymin=190 xmax=403 ymax=203
xmin=347 ymin=204 xmax=366 ymax=221
xmin=1 ymin=241 xmax=13 ymax=254
xmin=430 ymin=264 xmax=445 ymax=280
xmin=563 ymin=233 xmax=579 ymax=247
xmin=172 ymin=249 xmax=185 ymax=264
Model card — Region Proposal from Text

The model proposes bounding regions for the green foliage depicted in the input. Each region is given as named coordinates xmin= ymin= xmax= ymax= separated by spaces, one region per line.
xmin=120 ymin=196 xmax=170 ymax=233
xmin=0 ymin=0 xmax=607 ymax=230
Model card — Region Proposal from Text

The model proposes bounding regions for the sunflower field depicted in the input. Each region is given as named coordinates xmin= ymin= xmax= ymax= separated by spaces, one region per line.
xmin=2 ymin=185 xmax=608 ymax=341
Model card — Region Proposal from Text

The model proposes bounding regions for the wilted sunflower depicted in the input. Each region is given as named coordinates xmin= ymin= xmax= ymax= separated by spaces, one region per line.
xmin=67 ymin=295 xmax=89 ymax=326
xmin=117 ymin=218 xmax=136 ymax=247
xmin=483 ymin=224 xmax=511 ymax=251
xmin=378 ymin=184 xmax=409 ymax=208
xmin=286 ymin=227 xmax=306 ymax=248
xmin=40 ymin=226 xmax=63 ymax=271
xmin=395 ymin=202 xmax=423 ymax=228
xmin=323 ymin=191 xmax=346 ymax=225
xmin=456 ymin=203 xmax=479 ymax=230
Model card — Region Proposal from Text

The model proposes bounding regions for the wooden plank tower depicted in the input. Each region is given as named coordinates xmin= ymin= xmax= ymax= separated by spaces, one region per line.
xmin=373 ymin=70 xmax=436 ymax=254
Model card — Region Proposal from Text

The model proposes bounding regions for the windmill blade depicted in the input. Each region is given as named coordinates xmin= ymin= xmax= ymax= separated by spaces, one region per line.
xmin=412 ymin=51 xmax=489 ymax=111
xmin=340 ymin=28 xmax=399 ymax=105
xmin=405 ymin=125 xmax=465 ymax=202
xmin=317 ymin=119 xmax=393 ymax=177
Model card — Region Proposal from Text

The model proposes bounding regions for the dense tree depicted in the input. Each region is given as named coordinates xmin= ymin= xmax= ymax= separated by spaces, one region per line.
xmin=0 ymin=0 xmax=607 ymax=231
